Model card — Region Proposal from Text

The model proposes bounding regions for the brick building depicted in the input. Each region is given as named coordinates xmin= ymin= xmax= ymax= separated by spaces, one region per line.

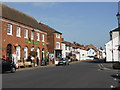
xmin=1 ymin=3 xmax=48 ymax=64
xmin=39 ymin=23 xmax=63 ymax=63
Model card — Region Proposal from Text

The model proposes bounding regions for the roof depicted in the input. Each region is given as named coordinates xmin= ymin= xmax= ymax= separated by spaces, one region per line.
xmin=85 ymin=44 xmax=98 ymax=52
xmin=39 ymin=22 xmax=62 ymax=34
xmin=110 ymin=27 xmax=120 ymax=33
xmin=1 ymin=3 xmax=45 ymax=32
xmin=62 ymin=41 xmax=86 ymax=50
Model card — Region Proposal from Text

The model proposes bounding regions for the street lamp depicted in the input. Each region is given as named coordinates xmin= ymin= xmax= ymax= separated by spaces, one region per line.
xmin=116 ymin=12 xmax=120 ymax=27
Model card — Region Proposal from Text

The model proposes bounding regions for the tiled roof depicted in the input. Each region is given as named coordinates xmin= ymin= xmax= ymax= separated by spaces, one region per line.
xmin=85 ymin=44 xmax=98 ymax=51
xmin=1 ymin=3 xmax=45 ymax=32
xmin=39 ymin=22 xmax=62 ymax=34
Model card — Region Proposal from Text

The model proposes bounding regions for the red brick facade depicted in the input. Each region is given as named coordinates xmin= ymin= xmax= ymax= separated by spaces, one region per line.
xmin=1 ymin=18 xmax=47 ymax=62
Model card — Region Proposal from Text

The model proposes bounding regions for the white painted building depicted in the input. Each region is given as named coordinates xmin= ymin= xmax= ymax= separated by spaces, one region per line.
xmin=105 ymin=27 xmax=120 ymax=62
xmin=86 ymin=48 xmax=96 ymax=60
xmin=79 ymin=49 xmax=87 ymax=60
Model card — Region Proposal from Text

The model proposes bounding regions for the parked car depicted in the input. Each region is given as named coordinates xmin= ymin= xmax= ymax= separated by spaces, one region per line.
xmin=57 ymin=58 xmax=70 ymax=66
xmin=112 ymin=62 xmax=120 ymax=69
xmin=0 ymin=58 xmax=16 ymax=73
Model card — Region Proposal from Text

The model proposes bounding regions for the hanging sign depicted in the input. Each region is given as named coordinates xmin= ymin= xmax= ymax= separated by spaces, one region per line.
xmin=26 ymin=40 xmax=39 ymax=45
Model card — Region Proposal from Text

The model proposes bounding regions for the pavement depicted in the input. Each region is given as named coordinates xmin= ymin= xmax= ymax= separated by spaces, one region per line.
xmin=16 ymin=60 xmax=80 ymax=71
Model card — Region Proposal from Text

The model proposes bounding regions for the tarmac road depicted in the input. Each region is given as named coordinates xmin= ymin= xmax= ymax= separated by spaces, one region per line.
xmin=2 ymin=61 xmax=118 ymax=88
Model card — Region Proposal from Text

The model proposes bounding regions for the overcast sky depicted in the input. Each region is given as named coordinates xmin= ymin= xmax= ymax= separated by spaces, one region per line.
xmin=3 ymin=2 xmax=118 ymax=48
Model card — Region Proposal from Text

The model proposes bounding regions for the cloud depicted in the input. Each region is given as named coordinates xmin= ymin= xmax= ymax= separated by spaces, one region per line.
xmin=32 ymin=2 xmax=57 ymax=8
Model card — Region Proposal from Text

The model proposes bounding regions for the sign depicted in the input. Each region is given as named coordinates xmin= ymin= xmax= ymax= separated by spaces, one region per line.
xmin=42 ymin=43 xmax=45 ymax=46
xmin=26 ymin=40 xmax=39 ymax=45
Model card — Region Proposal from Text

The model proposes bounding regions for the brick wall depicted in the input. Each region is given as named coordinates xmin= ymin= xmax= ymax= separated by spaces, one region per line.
xmin=1 ymin=18 xmax=47 ymax=61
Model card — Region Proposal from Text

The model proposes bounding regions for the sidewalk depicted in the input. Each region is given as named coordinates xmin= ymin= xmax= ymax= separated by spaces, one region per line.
xmin=98 ymin=63 xmax=120 ymax=72
xmin=16 ymin=64 xmax=56 ymax=71
xmin=16 ymin=61 xmax=81 ymax=71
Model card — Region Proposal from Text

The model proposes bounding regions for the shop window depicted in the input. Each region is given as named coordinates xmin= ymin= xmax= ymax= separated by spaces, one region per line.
xmin=16 ymin=46 xmax=20 ymax=60
xmin=36 ymin=48 xmax=40 ymax=58
xmin=24 ymin=29 xmax=28 ymax=38
xmin=31 ymin=47 xmax=34 ymax=51
xmin=7 ymin=24 xmax=12 ymax=35
xmin=24 ymin=47 xmax=28 ymax=60
xmin=16 ymin=26 xmax=21 ymax=37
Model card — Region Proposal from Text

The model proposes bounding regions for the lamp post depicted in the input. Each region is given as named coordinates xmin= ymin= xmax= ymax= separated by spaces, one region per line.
xmin=116 ymin=12 xmax=120 ymax=27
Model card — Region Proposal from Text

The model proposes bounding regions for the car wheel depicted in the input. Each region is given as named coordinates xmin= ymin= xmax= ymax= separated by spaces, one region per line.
xmin=11 ymin=67 xmax=16 ymax=73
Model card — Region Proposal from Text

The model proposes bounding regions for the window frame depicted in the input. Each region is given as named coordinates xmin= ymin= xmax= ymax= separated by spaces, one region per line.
xmin=42 ymin=34 xmax=45 ymax=42
xmin=56 ymin=33 xmax=60 ymax=38
xmin=7 ymin=24 xmax=12 ymax=35
xmin=16 ymin=26 xmax=21 ymax=37
xmin=37 ymin=32 xmax=40 ymax=41
xmin=56 ymin=42 xmax=60 ymax=49
xmin=24 ymin=29 xmax=28 ymax=39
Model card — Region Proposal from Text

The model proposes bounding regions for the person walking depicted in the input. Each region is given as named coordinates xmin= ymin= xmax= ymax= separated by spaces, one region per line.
xmin=36 ymin=57 xmax=39 ymax=66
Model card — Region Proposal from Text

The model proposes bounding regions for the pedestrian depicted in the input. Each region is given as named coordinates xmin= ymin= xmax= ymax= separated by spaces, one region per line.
xmin=2 ymin=55 xmax=6 ymax=60
xmin=27 ymin=56 xmax=32 ymax=63
xmin=36 ymin=57 xmax=39 ymax=66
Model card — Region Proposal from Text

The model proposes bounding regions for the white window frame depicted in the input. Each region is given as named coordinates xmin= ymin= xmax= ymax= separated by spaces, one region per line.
xmin=56 ymin=33 xmax=60 ymax=38
xmin=42 ymin=34 xmax=45 ymax=42
xmin=16 ymin=26 xmax=21 ymax=37
xmin=37 ymin=48 xmax=40 ymax=59
xmin=24 ymin=47 xmax=28 ymax=60
xmin=16 ymin=46 xmax=20 ymax=60
xmin=31 ymin=31 xmax=34 ymax=40
xmin=7 ymin=24 xmax=12 ymax=35
xmin=24 ymin=29 xmax=28 ymax=39
xmin=37 ymin=33 xmax=40 ymax=41
xmin=56 ymin=42 xmax=60 ymax=49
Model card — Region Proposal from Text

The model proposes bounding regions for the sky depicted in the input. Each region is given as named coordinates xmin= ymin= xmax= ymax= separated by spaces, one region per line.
xmin=3 ymin=2 xmax=119 ymax=48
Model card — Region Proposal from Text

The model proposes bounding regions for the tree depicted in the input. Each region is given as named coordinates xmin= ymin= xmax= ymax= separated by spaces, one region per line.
xmin=29 ymin=51 xmax=37 ymax=57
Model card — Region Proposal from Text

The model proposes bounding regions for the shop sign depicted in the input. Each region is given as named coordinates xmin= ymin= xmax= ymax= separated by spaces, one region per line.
xmin=42 ymin=43 xmax=45 ymax=46
xmin=26 ymin=40 xmax=39 ymax=45
xmin=72 ymin=52 xmax=76 ymax=55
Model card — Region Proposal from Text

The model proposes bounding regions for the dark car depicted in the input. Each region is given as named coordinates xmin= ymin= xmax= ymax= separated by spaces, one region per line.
xmin=112 ymin=62 xmax=120 ymax=69
xmin=1 ymin=58 xmax=16 ymax=73
xmin=57 ymin=58 xmax=70 ymax=66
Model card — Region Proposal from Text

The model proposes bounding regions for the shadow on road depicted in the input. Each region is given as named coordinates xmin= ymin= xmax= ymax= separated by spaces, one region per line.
xmin=111 ymin=74 xmax=120 ymax=79
xmin=83 ymin=59 xmax=105 ymax=64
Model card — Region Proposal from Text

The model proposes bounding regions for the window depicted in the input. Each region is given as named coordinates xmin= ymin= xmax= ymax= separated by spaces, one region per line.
xmin=16 ymin=46 xmax=20 ymax=60
xmin=24 ymin=29 xmax=28 ymax=38
xmin=56 ymin=33 xmax=60 ymax=38
xmin=56 ymin=42 xmax=60 ymax=49
xmin=42 ymin=34 xmax=44 ymax=42
xmin=24 ymin=47 xmax=28 ymax=60
xmin=16 ymin=26 xmax=21 ymax=37
xmin=7 ymin=24 xmax=12 ymax=35
xmin=31 ymin=47 xmax=34 ymax=51
xmin=37 ymin=48 xmax=40 ymax=58
xmin=31 ymin=31 xmax=34 ymax=40
xmin=37 ymin=33 xmax=40 ymax=41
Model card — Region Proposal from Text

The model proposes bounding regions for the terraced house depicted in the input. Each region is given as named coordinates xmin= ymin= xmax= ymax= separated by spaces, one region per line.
xmin=0 ymin=3 xmax=48 ymax=66
xmin=39 ymin=23 xmax=63 ymax=64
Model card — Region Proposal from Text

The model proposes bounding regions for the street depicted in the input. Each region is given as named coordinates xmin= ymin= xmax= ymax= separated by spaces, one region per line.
xmin=2 ymin=61 xmax=117 ymax=88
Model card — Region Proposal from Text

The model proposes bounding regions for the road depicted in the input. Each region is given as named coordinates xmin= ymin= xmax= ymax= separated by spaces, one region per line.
xmin=2 ymin=60 xmax=118 ymax=88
